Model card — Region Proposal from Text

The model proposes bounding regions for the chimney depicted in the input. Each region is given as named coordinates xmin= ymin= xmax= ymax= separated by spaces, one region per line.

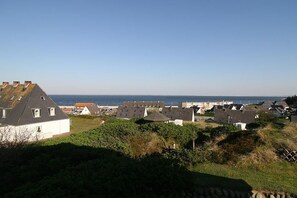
xmin=13 ymin=81 xmax=20 ymax=88
xmin=24 ymin=81 xmax=32 ymax=88
xmin=2 ymin=82 xmax=9 ymax=88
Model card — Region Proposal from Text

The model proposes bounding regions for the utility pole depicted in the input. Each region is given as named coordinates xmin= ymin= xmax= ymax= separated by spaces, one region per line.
xmin=192 ymin=129 xmax=196 ymax=151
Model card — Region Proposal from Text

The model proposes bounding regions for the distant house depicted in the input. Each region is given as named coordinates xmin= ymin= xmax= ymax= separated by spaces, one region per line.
xmin=116 ymin=106 xmax=147 ymax=119
xmin=0 ymin=81 xmax=70 ymax=141
xmin=162 ymin=107 xmax=194 ymax=122
xmin=180 ymin=101 xmax=233 ymax=115
xmin=59 ymin=106 xmax=74 ymax=114
xmin=74 ymin=103 xmax=99 ymax=115
xmin=270 ymin=106 xmax=287 ymax=118
xmin=262 ymin=101 xmax=274 ymax=110
xmin=274 ymin=101 xmax=289 ymax=110
xmin=215 ymin=104 xmax=245 ymax=111
xmin=214 ymin=109 xmax=256 ymax=124
xmin=180 ymin=101 xmax=233 ymax=109
xmin=262 ymin=101 xmax=289 ymax=118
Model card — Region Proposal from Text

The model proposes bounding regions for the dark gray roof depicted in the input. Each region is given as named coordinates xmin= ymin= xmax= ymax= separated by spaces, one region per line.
xmin=262 ymin=100 xmax=274 ymax=109
xmin=274 ymin=101 xmax=289 ymax=108
xmin=0 ymin=83 xmax=68 ymax=126
xmin=122 ymin=101 xmax=165 ymax=108
xmin=116 ymin=106 xmax=146 ymax=119
xmin=86 ymin=104 xmax=100 ymax=115
xmin=214 ymin=109 xmax=256 ymax=124
xmin=144 ymin=112 xmax=169 ymax=122
xmin=162 ymin=107 xmax=194 ymax=122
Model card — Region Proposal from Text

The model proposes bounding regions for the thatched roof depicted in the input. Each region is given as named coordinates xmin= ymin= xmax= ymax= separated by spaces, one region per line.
xmin=144 ymin=112 xmax=169 ymax=122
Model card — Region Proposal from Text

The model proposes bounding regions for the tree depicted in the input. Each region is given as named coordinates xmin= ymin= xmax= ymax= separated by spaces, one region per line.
xmin=285 ymin=95 xmax=297 ymax=107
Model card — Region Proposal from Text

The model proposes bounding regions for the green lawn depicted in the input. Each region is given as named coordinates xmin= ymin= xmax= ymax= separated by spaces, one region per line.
xmin=69 ymin=115 xmax=104 ymax=133
xmin=190 ymin=162 xmax=297 ymax=194
xmin=2 ymin=118 xmax=296 ymax=196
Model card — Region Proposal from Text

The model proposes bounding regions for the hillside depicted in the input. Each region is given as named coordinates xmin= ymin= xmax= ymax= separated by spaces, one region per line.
xmin=0 ymin=117 xmax=296 ymax=197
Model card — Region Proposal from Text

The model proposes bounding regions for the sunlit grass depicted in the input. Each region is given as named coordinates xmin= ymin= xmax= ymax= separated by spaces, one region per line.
xmin=190 ymin=161 xmax=297 ymax=193
xmin=69 ymin=115 xmax=103 ymax=133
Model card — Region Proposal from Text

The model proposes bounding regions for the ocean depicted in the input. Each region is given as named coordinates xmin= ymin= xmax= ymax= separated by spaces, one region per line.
xmin=50 ymin=95 xmax=284 ymax=106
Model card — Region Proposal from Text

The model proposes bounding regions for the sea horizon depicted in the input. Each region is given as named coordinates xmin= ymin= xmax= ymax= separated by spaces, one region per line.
xmin=50 ymin=95 xmax=285 ymax=106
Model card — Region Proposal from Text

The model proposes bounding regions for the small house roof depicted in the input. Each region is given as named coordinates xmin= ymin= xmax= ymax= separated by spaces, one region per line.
xmin=144 ymin=112 xmax=169 ymax=122
xmin=162 ymin=107 xmax=194 ymax=121
xmin=116 ymin=106 xmax=147 ymax=119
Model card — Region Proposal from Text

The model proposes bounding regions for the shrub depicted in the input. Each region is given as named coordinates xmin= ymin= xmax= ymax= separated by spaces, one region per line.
xmin=246 ymin=122 xmax=261 ymax=130
xmin=257 ymin=111 xmax=277 ymax=127
xmin=139 ymin=123 xmax=199 ymax=148
xmin=209 ymin=125 xmax=238 ymax=139
xmin=215 ymin=131 xmax=262 ymax=163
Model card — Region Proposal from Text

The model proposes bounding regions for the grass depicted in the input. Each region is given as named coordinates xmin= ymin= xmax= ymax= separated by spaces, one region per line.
xmin=69 ymin=115 xmax=103 ymax=133
xmin=188 ymin=122 xmax=297 ymax=194
xmin=51 ymin=119 xmax=297 ymax=194
xmin=190 ymin=161 xmax=297 ymax=194
xmin=192 ymin=121 xmax=221 ymax=129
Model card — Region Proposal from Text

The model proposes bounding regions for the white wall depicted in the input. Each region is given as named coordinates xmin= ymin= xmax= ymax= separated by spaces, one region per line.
xmin=80 ymin=107 xmax=91 ymax=115
xmin=181 ymin=101 xmax=233 ymax=109
xmin=0 ymin=119 xmax=70 ymax=141
xmin=234 ymin=122 xmax=247 ymax=130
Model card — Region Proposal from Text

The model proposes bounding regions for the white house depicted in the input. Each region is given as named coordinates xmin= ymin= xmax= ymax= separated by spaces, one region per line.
xmin=0 ymin=81 xmax=70 ymax=142
xmin=233 ymin=122 xmax=247 ymax=130
xmin=74 ymin=103 xmax=100 ymax=115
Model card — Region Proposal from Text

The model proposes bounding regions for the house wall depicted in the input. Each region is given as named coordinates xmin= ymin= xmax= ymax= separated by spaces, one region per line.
xmin=234 ymin=122 xmax=247 ymax=130
xmin=80 ymin=107 xmax=91 ymax=115
xmin=180 ymin=101 xmax=233 ymax=109
xmin=0 ymin=119 xmax=70 ymax=141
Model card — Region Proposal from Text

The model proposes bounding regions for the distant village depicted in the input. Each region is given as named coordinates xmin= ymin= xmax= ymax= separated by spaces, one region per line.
xmin=62 ymin=98 xmax=297 ymax=130
xmin=0 ymin=81 xmax=296 ymax=142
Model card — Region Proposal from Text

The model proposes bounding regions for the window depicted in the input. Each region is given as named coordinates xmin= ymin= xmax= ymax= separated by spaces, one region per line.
xmin=41 ymin=96 xmax=45 ymax=101
xmin=32 ymin=109 xmax=41 ymax=118
xmin=2 ymin=109 xmax=6 ymax=118
xmin=48 ymin=107 xmax=55 ymax=116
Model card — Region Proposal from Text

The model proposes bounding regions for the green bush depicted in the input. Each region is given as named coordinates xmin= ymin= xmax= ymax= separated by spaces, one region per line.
xmin=209 ymin=125 xmax=238 ymax=139
xmin=139 ymin=123 xmax=198 ymax=148
xmin=246 ymin=123 xmax=261 ymax=130
xmin=257 ymin=111 xmax=277 ymax=127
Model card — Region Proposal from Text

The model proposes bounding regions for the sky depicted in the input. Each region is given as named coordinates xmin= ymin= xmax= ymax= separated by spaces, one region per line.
xmin=0 ymin=0 xmax=296 ymax=96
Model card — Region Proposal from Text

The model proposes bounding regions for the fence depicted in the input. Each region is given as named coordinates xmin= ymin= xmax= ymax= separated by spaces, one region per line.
xmin=278 ymin=148 xmax=297 ymax=163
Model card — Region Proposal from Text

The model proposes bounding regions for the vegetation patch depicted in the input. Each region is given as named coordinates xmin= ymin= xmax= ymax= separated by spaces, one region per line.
xmin=1 ymin=117 xmax=297 ymax=196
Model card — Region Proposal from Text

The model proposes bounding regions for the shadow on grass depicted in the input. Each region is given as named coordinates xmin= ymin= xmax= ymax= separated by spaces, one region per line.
xmin=0 ymin=143 xmax=252 ymax=197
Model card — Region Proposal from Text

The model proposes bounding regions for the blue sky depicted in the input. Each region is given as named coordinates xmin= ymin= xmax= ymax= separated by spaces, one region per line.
xmin=0 ymin=0 xmax=296 ymax=96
